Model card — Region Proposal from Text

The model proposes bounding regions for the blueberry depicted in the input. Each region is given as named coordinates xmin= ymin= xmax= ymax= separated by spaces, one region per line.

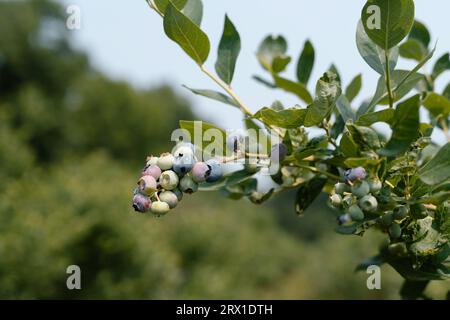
xmin=157 ymin=152 xmax=175 ymax=170
xmin=342 ymin=194 xmax=354 ymax=208
xmin=344 ymin=167 xmax=367 ymax=182
xmin=132 ymin=193 xmax=151 ymax=213
xmin=368 ymin=177 xmax=382 ymax=193
xmin=173 ymin=143 xmax=195 ymax=158
xmin=410 ymin=204 xmax=428 ymax=219
xmin=205 ymin=159 xmax=223 ymax=183
xmin=359 ymin=195 xmax=378 ymax=212
xmin=270 ymin=143 xmax=288 ymax=163
xmin=329 ymin=194 xmax=342 ymax=208
xmin=244 ymin=162 xmax=259 ymax=174
xmin=172 ymin=188 xmax=183 ymax=201
xmin=334 ymin=182 xmax=350 ymax=195
xmin=159 ymin=170 xmax=179 ymax=190
xmin=142 ymin=165 xmax=162 ymax=180
xmin=348 ymin=205 xmax=365 ymax=221
xmin=389 ymin=223 xmax=402 ymax=239
xmin=146 ymin=156 xmax=159 ymax=167
xmin=137 ymin=175 xmax=157 ymax=196
xmin=393 ymin=205 xmax=408 ymax=220
xmin=173 ymin=154 xmax=195 ymax=175
xmin=337 ymin=213 xmax=351 ymax=225
xmin=180 ymin=176 xmax=198 ymax=194
xmin=191 ymin=162 xmax=210 ymax=183
xmin=159 ymin=191 xmax=179 ymax=209
xmin=150 ymin=201 xmax=171 ymax=216
xmin=381 ymin=211 xmax=394 ymax=226
xmin=351 ymin=180 xmax=370 ymax=198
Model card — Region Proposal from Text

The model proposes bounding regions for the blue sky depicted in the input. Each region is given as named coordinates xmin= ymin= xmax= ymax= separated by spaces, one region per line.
xmin=59 ymin=0 xmax=450 ymax=135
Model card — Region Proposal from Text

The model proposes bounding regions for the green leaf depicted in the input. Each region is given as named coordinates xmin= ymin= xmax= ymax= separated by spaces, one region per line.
xmin=409 ymin=20 xmax=431 ymax=48
xmin=356 ymin=20 xmax=399 ymax=75
xmin=410 ymin=217 xmax=447 ymax=257
xmin=335 ymin=95 xmax=356 ymax=123
xmin=304 ymin=72 xmax=342 ymax=127
xmin=356 ymin=108 xmax=395 ymax=126
xmin=163 ymin=3 xmax=210 ymax=65
xmin=179 ymin=120 xmax=227 ymax=156
xmin=399 ymin=39 xmax=427 ymax=61
xmin=272 ymin=56 xmax=291 ymax=74
xmin=256 ymin=35 xmax=289 ymax=72
xmin=296 ymin=40 xmax=315 ymax=85
xmin=419 ymin=143 xmax=450 ymax=185
xmin=252 ymin=75 xmax=276 ymax=88
xmin=347 ymin=123 xmax=381 ymax=150
xmin=181 ymin=0 xmax=203 ymax=26
xmin=273 ymin=75 xmax=313 ymax=104
xmin=380 ymin=94 xmax=420 ymax=157
xmin=443 ymin=83 xmax=450 ymax=100
xmin=215 ymin=15 xmax=241 ymax=84
xmin=422 ymin=93 xmax=450 ymax=118
xmin=253 ymin=107 xmax=306 ymax=129
xmin=345 ymin=74 xmax=362 ymax=103
xmin=183 ymin=86 xmax=239 ymax=108
xmin=340 ymin=131 xmax=359 ymax=158
xmin=295 ymin=177 xmax=327 ymax=215
xmin=432 ymin=53 xmax=450 ymax=80
xmin=344 ymin=157 xmax=380 ymax=168
xmin=154 ymin=0 xmax=187 ymax=12
xmin=361 ymin=0 xmax=415 ymax=50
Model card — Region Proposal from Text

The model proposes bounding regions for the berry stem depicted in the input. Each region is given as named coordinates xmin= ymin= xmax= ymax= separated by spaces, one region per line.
xmin=297 ymin=164 xmax=342 ymax=181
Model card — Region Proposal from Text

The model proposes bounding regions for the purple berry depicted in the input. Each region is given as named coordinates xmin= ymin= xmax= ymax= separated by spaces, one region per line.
xmin=344 ymin=167 xmax=367 ymax=182
xmin=138 ymin=175 xmax=157 ymax=196
xmin=142 ymin=165 xmax=162 ymax=180
xmin=132 ymin=193 xmax=151 ymax=213
xmin=205 ymin=159 xmax=223 ymax=183
xmin=192 ymin=162 xmax=210 ymax=183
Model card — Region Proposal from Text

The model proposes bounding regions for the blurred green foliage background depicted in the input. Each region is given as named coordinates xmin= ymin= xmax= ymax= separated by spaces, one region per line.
xmin=0 ymin=0 xmax=447 ymax=299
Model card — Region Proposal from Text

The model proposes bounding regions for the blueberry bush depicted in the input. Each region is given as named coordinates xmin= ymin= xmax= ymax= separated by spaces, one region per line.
xmin=138 ymin=0 xmax=450 ymax=299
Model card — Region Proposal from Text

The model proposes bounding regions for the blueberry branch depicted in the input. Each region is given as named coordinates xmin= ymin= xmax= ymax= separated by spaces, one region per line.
xmin=384 ymin=49 xmax=395 ymax=109
xmin=297 ymin=164 xmax=341 ymax=181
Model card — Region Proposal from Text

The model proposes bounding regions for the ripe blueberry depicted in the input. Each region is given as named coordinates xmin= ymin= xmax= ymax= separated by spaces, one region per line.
xmin=132 ymin=193 xmax=151 ymax=213
xmin=191 ymin=162 xmax=210 ymax=183
xmin=180 ymin=176 xmax=198 ymax=194
xmin=351 ymin=180 xmax=370 ymax=198
xmin=173 ymin=154 xmax=195 ymax=175
xmin=157 ymin=152 xmax=175 ymax=170
xmin=138 ymin=175 xmax=157 ymax=196
xmin=358 ymin=195 xmax=378 ymax=212
xmin=142 ymin=165 xmax=162 ymax=180
xmin=348 ymin=205 xmax=365 ymax=221
xmin=159 ymin=191 xmax=179 ymax=209
xmin=159 ymin=170 xmax=179 ymax=190
xmin=205 ymin=159 xmax=223 ymax=183
xmin=150 ymin=201 xmax=171 ymax=216
xmin=344 ymin=167 xmax=367 ymax=182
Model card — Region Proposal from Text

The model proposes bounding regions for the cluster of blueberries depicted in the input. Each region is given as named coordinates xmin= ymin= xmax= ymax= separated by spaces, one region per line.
xmin=132 ymin=143 xmax=223 ymax=216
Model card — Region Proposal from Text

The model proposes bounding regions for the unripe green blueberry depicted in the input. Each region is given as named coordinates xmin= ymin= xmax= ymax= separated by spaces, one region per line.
xmin=150 ymin=201 xmax=170 ymax=216
xmin=368 ymin=177 xmax=382 ymax=194
xmin=388 ymin=242 xmax=407 ymax=256
xmin=132 ymin=193 xmax=151 ymax=213
xmin=172 ymin=188 xmax=183 ymax=201
xmin=180 ymin=176 xmax=198 ymax=194
xmin=138 ymin=175 xmax=157 ymax=196
xmin=334 ymin=182 xmax=350 ymax=195
xmin=348 ymin=205 xmax=365 ymax=221
xmin=393 ymin=205 xmax=409 ymax=220
xmin=146 ymin=156 xmax=159 ymax=167
xmin=159 ymin=191 xmax=179 ymax=209
xmin=329 ymin=194 xmax=342 ymax=208
xmin=351 ymin=180 xmax=370 ymax=198
xmin=389 ymin=223 xmax=402 ymax=239
xmin=410 ymin=203 xmax=428 ymax=219
xmin=359 ymin=195 xmax=378 ymax=212
xmin=381 ymin=211 xmax=394 ymax=226
xmin=191 ymin=162 xmax=210 ymax=183
xmin=342 ymin=194 xmax=354 ymax=208
xmin=159 ymin=170 xmax=179 ymax=190
xmin=142 ymin=165 xmax=162 ymax=180
xmin=157 ymin=152 xmax=174 ymax=170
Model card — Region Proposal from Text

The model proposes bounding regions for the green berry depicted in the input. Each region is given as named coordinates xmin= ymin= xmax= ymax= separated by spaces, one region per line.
xmin=351 ymin=180 xmax=370 ymax=198
xmin=368 ymin=177 xmax=382 ymax=194
xmin=389 ymin=223 xmax=402 ymax=239
xmin=348 ymin=205 xmax=365 ymax=221
xmin=150 ymin=201 xmax=170 ymax=216
xmin=410 ymin=204 xmax=428 ymax=219
xmin=159 ymin=191 xmax=179 ymax=209
xmin=381 ymin=212 xmax=394 ymax=226
xmin=180 ymin=176 xmax=198 ymax=194
xmin=159 ymin=170 xmax=179 ymax=190
xmin=334 ymin=182 xmax=349 ymax=195
xmin=342 ymin=194 xmax=354 ymax=208
xmin=393 ymin=205 xmax=408 ymax=220
xmin=329 ymin=194 xmax=342 ymax=208
xmin=359 ymin=195 xmax=378 ymax=212
xmin=157 ymin=152 xmax=174 ymax=170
